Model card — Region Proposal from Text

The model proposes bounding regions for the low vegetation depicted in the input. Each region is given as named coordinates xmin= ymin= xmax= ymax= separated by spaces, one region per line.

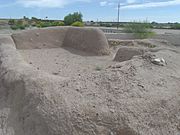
xmin=9 ymin=12 xmax=83 ymax=30
xmin=9 ymin=18 xmax=65 ymax=30
xmin=171 ymin=23 xmax=180 ymax=29
xmin=71 ymin=21 xmax=84 ymax=27
xmin=35 ymin=21 xmax=64 ymax=28
xmin=9 ymin=19 xmax=27 ymax=30
xmin=124 ymin=21 xmax=155 ymax=39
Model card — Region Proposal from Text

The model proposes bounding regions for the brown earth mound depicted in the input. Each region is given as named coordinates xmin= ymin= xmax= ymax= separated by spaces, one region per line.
xmin=63 ymin=27 xmax=110 ymax=55
xmin=12 ymin=27 xmax=68 ymax=49
xmin=109 ymin=39 xmax=156 ymax=48
xmin=1 ymin=35 xmax=180 ymax=135
xmin=114 ymin=47 xmax=145 ymax=62
xmin=12 ymin=27 xmax=110 ymax=55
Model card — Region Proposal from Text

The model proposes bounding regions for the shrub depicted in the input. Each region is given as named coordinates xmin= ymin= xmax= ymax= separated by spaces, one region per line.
xmin=134 ymin=32 xmax=155 ymax=39
xmin=11 ymin=25 xmax=19 ymax=30
xmin=171 ymin=23 xmax=180 ymax=29
xmin=36 ymin=21 xmax=51 ymax=28
xmin=10 ymin=18 xmax=29 ymax=30
xmin=58 ymin=22 xmax=65 ymax=26
xmin=16 ymin=20 xmax=23 ymax=26
xmin=124 ymin=21 xmax=155 ymax=39
xmin=41 ymin=22 xmax=52 ymax=27
xmin=64 ymin=12 xmax=83 ymax=25
xmin=51 ymin=21 xmax=60 ymax=26
xmin=35 ymin=21 xmax=41 ymax=28
xmin=51 ymin=21 xmax=65 ymax=26
xmin=8 ymin=19 xmax=15 ymax=25
xmin=24 ymin=24 xmax=30 ymax=27
xmin=11 ymin=24 xmax=26 ymax=30
xmin=71 ymin=21 xmax=84 ymax=27
xmin=19 ymin=25 xmax=25 ymax=30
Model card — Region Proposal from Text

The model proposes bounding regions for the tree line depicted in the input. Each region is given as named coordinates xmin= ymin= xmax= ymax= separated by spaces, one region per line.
xmin=8 ymin=12 xmax=84 ymax=30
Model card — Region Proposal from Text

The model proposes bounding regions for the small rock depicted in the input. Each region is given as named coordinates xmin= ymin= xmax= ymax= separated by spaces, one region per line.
xmin=112 ymin=64 xmax=122 ymax=69
xmin=151 ymin=58 xmax=167 ymax=66
xmin=36 ymin=33 xmax=40 ymax=36
xmin=138 ymin=84 xmax=144 ymax=89
xmin=110 ymin=109 xmax=115 ymax=113
xmin=53 ymin=72 xmax=59 ymax=75
xmin=75 ymin=88 xmax=80 ymax=92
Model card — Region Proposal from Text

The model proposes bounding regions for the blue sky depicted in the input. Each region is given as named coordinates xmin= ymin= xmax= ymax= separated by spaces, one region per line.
xmin=0 ymin=0 xmax=180 ymax=22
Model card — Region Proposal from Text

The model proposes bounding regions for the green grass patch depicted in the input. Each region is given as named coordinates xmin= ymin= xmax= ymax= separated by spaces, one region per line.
xmin=11 ymin=25 xmax=19 ymax=30
xmin=71 ymin=21 xmax=84 ymax=27
xmin=11 ymin=24 xmax=26 ymax=30
xmin=134 ymin=31 xmax=156 ymax=39
xmin=124 ymin=21 xmax=155 ymax=39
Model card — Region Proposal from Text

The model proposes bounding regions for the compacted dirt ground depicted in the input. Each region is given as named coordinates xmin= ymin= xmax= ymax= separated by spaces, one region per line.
xmin=0 ymin=27 xmax=180 ymax=135
xmin=18 ymin=37 xmax=180 ymax=135
xmin=19 ymin=48 xmax=115 ymax=77
xmin=19 ymin=38 xmax=180 ymax=78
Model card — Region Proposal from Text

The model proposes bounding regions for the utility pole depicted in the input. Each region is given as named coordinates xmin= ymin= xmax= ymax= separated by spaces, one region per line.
xmin=117 ymin=1 xmax=120 ymax=29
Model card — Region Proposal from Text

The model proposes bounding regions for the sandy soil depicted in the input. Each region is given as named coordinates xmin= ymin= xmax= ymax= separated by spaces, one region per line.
xmin=18 ymin=39 xmax=173 ymax=77
xmin=19 ymin=47 xmax=115 ymax=77
xmin=1 ymin=27 xmax=180 ymax=135
xmin=17 ymin=38 xmax=180 ymax=135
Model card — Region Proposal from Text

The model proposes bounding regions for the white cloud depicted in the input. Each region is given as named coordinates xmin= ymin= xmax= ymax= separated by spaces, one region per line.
xmin=100 ymin=1 xmax=107 ymax=6
xmin=16 ymin=0 xmax=90 ymax=8
xmin=121 ymin=0 xmax=180 ymax=9
xmin=108 ymin=2 xmax=115 ymax=6
xmin=15 ymin=0 xmax=180 ymax=9
xmin=127 ymin=0 xmax=136 ymax=4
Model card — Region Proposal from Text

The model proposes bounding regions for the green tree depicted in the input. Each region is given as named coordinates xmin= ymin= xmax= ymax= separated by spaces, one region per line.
xmin=23 ymin=16 xmax=29 ymax=20
xmin=64 ymin=12 xmax=83 ymax=25
xmin=8 ymin=19 xmax=15 ymax=25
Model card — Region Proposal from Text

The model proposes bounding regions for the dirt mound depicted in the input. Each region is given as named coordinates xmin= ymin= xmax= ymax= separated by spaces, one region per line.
xmin=109 ymin=39 xmax=156 ymax=48
xmin=1 ymin=33 xmax=180 ymax=135
xmin=12 ymin=27 xmax=110 ymax=55
xmin=63 ymin=27 xmax=110 ymax=55
xmin=12 ymin=27 xmax=68 ymax=49
xmin=114 ymin=47 xmax=145 ymax=62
